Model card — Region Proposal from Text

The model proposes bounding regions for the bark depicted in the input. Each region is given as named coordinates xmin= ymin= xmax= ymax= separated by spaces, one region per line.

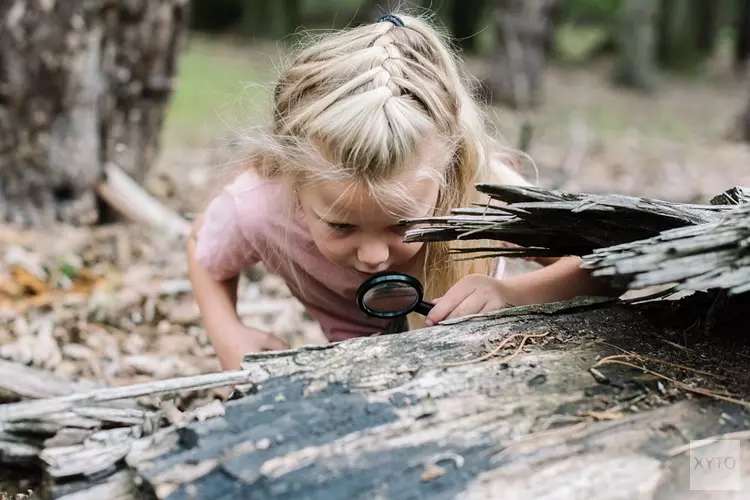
xmin=5 ymin=293 xmax=750 ymax=498
xmin=402 ymin=183 xmax=750 ymax=300
xmin=484 ymin=0 xmax=559 ymax=109
xmin=582 ymin=203 xmax=750 ymax=295
xmin=402 ymin=183 xmax=742 ymax=259
xmin=612 ymin=0 xmax=659 ymax=92
xmin=0 ymin=0 xmax=188 ymax=227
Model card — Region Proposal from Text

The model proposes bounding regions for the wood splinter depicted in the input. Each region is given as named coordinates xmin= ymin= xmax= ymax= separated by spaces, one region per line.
xmin=95 ymin=163 xmax=192 ymax=238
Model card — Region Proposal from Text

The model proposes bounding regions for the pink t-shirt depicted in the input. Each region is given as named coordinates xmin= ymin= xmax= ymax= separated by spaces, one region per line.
xmin=195 ymin=169 xmax=395 ymax=342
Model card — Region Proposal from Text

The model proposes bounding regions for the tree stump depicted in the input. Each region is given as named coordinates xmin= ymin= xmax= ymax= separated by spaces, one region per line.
xmin=0 ymin=0 xmax=188 ymax=227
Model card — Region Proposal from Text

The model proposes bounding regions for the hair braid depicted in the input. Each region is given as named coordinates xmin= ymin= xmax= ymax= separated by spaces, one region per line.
xmin=240 ymin=11 xmax=531 ymax=328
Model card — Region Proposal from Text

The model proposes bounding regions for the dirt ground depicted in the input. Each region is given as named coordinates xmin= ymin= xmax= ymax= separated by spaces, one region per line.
xmin=1 ymin=45 xmax=750 ymax=495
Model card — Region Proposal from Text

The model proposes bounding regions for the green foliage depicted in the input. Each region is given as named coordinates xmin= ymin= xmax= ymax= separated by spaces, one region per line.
xmin=189 ymin=0 xmax=243 ymax=32
xmin=554 ymin=24 xmax=611 ymax=62
xmin=547 ymin=0 xmax=622 ymax=63
xmin=189 ymin=0 xmax=369 ymax=35
xmin=181 ymin=0 xmax=745 ymax=96
xmin=165 ymin=38 xmax=272 ymax=146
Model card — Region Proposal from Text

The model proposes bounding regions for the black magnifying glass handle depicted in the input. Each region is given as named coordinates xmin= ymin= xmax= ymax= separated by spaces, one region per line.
xmin=413 ymin=300 xmax=434 ymax=316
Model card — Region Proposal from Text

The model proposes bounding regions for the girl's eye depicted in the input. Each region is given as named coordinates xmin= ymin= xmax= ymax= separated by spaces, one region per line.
xmin=390 ymin=225 xmax=408 ymax=235
xmin=327 ymin=222 xmax=355 ymax=233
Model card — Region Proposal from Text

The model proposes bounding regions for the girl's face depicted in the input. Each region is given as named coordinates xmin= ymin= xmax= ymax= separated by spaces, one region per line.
xmin=296 ymin=140 xmax=447 ymax=276
xmin=298 ymin=176 xmax=439 ymax=275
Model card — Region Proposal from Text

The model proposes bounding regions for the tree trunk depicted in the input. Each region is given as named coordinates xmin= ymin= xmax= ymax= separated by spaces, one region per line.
xmin=657 ymin=0 xmax=713 ymax=71
xmin=695 ymin=0 xmax=721 ymax=57
xmin=735 ymin=0 xmax=750 ymax=75
xmin=0 ymin=0 xmax=188 ymax=227
xmin=451 ymin=0 xmax=486 ymax=53
xmin=484 ymin=0 xmax=559 ymax=109
xmin=279 ymin=0 xmax=302 ymax=37
xmin=4 ymin=292 xmax=750 ymax=498
xmin=612 ymin=0 xmax=659 ymax=92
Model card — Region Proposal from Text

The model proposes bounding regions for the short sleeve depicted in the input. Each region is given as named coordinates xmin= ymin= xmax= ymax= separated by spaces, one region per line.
xmin=194 ymin=185 xmax=262 ymax=281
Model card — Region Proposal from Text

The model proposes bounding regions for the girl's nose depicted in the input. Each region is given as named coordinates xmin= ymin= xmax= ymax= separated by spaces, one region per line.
xmin=357 ymin=240 xmax=389 ymax=270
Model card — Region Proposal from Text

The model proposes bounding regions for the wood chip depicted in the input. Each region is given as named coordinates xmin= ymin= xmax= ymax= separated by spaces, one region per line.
xmin=421 ymin=464 xmax=446 ymax=481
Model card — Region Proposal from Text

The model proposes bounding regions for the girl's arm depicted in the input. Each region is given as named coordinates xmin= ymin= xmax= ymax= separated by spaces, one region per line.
xmin=426 ymin=256 xmax=622 ymax=325
xmin=187 ymin=215 xmax=289 ymax=370
xmin=499 ymin=255 xmax=621 ymax=306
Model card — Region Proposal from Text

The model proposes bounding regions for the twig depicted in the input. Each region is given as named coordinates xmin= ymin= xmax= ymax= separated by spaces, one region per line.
xmin=441 ymin=331 xmax=550 ymax=367
xmin=666 ymin=430 xmax=750 ymax=457
xmin=595 ymin=353 xmax=727 ymax=380
xmin=593 ymin=358 xmax=750 ymax=409
xmin=577 ymin=410 xmax=627 ymax=421
xmin=96 ymin=163 xmax=191 ymax=238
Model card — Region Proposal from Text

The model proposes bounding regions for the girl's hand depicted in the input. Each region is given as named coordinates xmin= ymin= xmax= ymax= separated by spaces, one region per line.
xmin=214 ymin=324 xmax=291 ymax=370
xmin=425 ymin=274 xmax=511 ymax=326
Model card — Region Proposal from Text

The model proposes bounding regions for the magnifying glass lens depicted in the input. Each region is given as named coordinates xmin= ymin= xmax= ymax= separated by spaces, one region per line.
xmin=362 ymin=282 xmax=420 ymax=314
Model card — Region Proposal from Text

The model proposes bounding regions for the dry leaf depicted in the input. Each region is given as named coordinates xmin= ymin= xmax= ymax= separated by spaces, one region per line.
xmin=11 ymin=266 xmax=49 ymax=295
xmin=421 ymin=465 xmax=446 ymax=481
xmin=0 ymin=273 xmax=23 ymax=298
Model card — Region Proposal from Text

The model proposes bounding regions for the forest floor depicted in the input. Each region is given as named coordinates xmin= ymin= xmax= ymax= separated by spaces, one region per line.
xmin=2 ymin=37 xmax=750 ymax=496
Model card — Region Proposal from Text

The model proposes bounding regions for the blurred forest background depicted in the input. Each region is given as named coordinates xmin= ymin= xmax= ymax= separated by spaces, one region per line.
xmin=2 ymin=1 xmax=750 ymax=495
xmin=163 ymin=0 xmax=750 ymax=206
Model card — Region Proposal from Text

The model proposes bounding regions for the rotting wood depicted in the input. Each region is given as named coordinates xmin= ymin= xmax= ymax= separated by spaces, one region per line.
xmin=3 ymin=291 xmax=750 ymax=499
xmin=0 ymin=359 xmax=103 ymax=402
xmin=403 ymin=184 xmax=750 ymax=298
xmin=403 ymin=184 xmax=743 ymax=256
xmin=582 ymin=203 xmax=750 ymax=295
xmin=0 ymin=370 xmax=253 ymax=423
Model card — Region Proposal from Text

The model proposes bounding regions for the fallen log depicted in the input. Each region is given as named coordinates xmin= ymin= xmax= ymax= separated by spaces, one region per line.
xmin=4 ymin=291 xmax=750 ymax=499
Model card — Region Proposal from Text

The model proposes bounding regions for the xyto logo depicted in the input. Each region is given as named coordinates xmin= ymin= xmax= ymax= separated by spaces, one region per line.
xmin=693 ymin=456 xmax=737 ymax=471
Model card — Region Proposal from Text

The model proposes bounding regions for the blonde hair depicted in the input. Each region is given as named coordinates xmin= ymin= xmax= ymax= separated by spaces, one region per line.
xmin=245 ymin=10 xmax=529 ymax=329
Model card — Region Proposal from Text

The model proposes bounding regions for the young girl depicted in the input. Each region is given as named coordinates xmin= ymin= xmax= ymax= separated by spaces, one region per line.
xmin=187 ymin=12 xmax=617 ymax=371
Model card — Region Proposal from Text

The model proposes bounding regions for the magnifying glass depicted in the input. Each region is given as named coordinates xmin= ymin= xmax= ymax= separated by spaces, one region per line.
xmin=356 ymin=272 xmax=434 ymax=318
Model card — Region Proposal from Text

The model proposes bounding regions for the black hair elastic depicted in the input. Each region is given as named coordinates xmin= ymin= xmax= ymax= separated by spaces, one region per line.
xmin=377 ymin=14 xmax=405 ymax=27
